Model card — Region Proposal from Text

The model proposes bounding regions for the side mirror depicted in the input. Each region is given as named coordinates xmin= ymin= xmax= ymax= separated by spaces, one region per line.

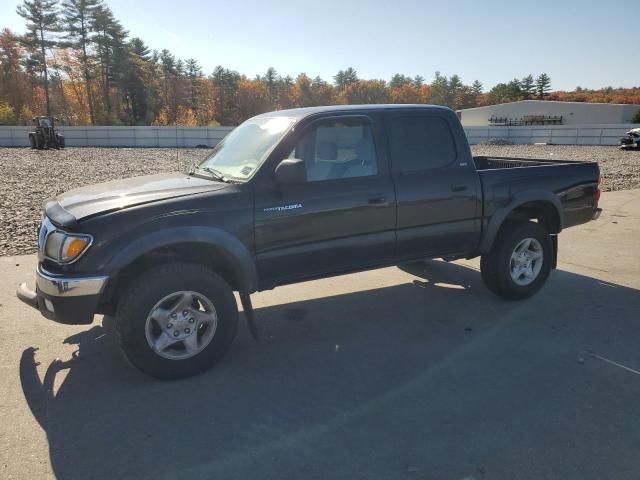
xmin=274 ymin=158 xmax=306 ymax=184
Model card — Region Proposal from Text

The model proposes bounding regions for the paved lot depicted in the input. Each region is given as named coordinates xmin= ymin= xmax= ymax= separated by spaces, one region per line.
xmin=0 ymin=189 xmax=639 ymax=480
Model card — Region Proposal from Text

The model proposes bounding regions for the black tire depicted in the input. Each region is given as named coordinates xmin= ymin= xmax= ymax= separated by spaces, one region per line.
xmin=57 ymin=135 xmax=65 ymax=148
xmin=480 ymin=221 xmax=552 ymax=300
xmin=29 ymin=135 xmax=36 ymax=149
xmin=116 ymin=262 xmax=238 ymax=380
xmin=35 ymin=134 xmax=43 ymax=150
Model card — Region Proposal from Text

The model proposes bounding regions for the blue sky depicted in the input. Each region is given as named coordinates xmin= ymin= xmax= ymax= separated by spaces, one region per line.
xmin=1 ymin=0 xmax=635 ymax=91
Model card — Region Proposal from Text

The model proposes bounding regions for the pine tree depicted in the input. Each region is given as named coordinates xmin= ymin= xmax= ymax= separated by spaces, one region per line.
xmin=535 ymin=73 xmax=552 ymax=99
xmin=430 ymin=71 xmax=449 ymax=106
xmin=471 ymin=80 xmax=483 ymax=105
xmin=185 ymin=58 xmax=201 ymax=112
xmin=334 ymin=67 xmax=358 ymax=90
xmin=93 ymin=4 xmax=126 ymax=121
xmin=311 ymin=76 xmax=326 ymax=89
xmin=16 ymin=0 xmax=60 ymax=116
xmin=211 ymin=65 xmax=241 ymax=125
xmin=158 ymin=49 xmax=177 ymax=121
xmin=263 ymin=67 xmax=278 ymax=106
xmin=389 ymin=73 xmax=412 ymax=89
xmin=61 ymin=0 xmax=103 ymax=124
xmin=506 ymin=78 xmax=522 ymax=101
xmin=521 ymin=74 xmax=535 ymax=99
xmin=343 ymin=67 xmax=358 ymax=87
xmin=487 ymin=83 xmax=511 ymax=105
xmin=129 ymin=37 xmax=150 ymax=60
xmin=121 ymin=38 xmax=153 ymax=123
xmin=448 ymin=74 xmax=463 ymax=108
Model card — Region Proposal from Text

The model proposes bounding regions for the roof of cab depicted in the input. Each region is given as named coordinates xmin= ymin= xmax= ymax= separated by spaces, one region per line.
xmin=253 ymin=104 xmax=453 ymax=120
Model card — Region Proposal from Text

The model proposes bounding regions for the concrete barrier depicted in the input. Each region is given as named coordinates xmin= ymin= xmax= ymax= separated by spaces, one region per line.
xmin=463 ymin=123 xmax=639 ymax=146
xmin=0 ymin=126 xmax=234 ymax=148
xmin=0 ymin=123 xmax=637 ymax=147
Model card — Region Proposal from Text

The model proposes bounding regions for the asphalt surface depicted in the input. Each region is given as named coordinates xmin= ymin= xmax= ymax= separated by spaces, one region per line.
xmin=0 ymin=189 xmax=639 ymax=480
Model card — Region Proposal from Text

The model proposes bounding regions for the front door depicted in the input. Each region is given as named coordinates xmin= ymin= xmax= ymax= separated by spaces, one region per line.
xmin=254 ymin=115 xmax=396 ymax=287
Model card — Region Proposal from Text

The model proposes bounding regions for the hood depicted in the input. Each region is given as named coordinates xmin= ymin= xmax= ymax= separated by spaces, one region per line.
xmin=46 ymin=172 xmax=228 ymax=227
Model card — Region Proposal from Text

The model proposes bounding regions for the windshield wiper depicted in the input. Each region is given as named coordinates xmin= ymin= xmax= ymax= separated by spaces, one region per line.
xmin=191 ymin=165 xmax=231 ymax=183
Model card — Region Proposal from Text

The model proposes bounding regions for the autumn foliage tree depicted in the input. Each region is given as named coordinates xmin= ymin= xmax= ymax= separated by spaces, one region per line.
xmin=1 ymin=1 xmax=639 ymax=126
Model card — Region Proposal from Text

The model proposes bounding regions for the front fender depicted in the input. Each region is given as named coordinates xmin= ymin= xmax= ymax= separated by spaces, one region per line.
xmin=479 ymin=190 xmax=564 ymax=254
xmin=106 ymin=226 xmax=258 ymax=293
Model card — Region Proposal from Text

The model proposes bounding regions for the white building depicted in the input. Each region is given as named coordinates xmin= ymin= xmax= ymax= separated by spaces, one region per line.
xmin=458 ymin=100 xmax=639 ymax=126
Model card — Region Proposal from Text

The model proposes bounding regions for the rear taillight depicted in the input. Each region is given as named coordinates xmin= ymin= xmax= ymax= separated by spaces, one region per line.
xmin=595 ymin=189 xmax=601 ymax=203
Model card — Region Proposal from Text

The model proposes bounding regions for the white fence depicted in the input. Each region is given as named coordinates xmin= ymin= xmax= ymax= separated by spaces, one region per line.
xmin=0 ymin=123 xmax=637 ymax=147
xmin=0 ymin=126 xmax=234 ymax=148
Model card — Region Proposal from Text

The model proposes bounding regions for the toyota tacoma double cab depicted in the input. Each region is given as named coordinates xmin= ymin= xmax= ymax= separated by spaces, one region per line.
xmin=17 ymin=105 xmax=602 ymax=379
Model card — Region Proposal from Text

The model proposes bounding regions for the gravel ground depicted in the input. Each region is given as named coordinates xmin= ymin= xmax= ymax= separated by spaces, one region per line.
xmin=0 ymin=145 xmax=638 ymax=256
xmin=0 ymin=148 xmax=208 ymax=256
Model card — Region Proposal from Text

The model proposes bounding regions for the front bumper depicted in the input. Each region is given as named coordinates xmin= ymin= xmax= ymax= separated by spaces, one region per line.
xmin=16 ymin=266 xmax=108 ymax=324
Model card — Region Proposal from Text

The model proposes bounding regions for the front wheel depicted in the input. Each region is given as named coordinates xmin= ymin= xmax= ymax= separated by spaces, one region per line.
xmin=480 ymin=221 xmax=552 ymax=300
xmin=116 ymin=262 xmax=239 ymax=380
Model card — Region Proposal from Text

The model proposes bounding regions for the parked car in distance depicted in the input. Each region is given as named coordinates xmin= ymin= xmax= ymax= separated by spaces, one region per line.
xmin=620 ymin=128 xmax=640 ymax=150
xmin=17 ymin=105 xmax=602 ymax=379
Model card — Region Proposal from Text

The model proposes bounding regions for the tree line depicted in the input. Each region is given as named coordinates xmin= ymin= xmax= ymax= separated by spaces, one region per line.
xmin=0 ymin=0 xmax=637 ymax=127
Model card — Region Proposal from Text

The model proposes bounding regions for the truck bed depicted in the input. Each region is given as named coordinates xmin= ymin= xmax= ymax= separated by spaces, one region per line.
xmin=473 ymin=156 xmax=600 ymax=230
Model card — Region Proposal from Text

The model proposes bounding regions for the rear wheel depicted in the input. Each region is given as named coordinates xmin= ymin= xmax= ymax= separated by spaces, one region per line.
xmin=480 ymin=221 xmax=552 ymax=300
xmin=116 ymin=262 xmax=238 ymax=380
xmin=29 ymin=135 xmax=36 ymax=149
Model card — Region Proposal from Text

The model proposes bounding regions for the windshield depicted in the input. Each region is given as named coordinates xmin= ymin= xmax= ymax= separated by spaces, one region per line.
xmin=196 ymin=116 xmax=296 ymax=180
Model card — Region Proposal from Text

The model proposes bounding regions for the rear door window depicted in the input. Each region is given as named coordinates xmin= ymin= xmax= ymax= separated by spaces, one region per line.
xmin=388 ymin=115 xmax=457 ymax=172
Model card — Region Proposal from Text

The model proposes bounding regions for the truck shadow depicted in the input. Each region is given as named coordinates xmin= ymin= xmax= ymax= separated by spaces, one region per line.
xmin=19 ymin=260 xmax=640 ymax=480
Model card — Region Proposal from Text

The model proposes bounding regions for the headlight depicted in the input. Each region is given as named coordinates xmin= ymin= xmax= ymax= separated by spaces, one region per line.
xmin=44 ymin=231 xmax=93 ymax=264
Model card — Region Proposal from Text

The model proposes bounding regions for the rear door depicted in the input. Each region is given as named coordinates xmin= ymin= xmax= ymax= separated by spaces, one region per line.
xmin=253 ymin=114 xmax=396 ymax=286
xmin=386 ymin=111 xmax=481 ymax=260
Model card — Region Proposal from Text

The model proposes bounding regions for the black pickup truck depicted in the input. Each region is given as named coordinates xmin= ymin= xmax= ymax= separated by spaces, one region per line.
xmin=17 ymin=105 xmax=601 ymax=379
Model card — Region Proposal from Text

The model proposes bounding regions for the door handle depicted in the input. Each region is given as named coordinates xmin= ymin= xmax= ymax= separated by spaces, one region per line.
xmin=450 ymin=184 xmax=468 ymax=192
xmin=368 ymin=195 xmax=387 ymax=205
